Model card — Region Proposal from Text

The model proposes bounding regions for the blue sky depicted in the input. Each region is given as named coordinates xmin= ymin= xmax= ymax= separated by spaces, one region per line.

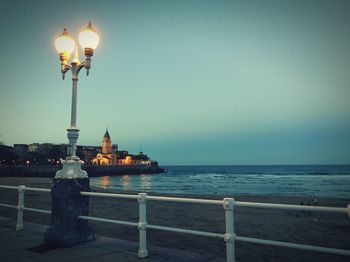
xmin=0 ymin=0 xmax=350 ymax=165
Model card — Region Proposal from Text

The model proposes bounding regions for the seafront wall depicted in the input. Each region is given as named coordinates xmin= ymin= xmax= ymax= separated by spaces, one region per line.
xmin=0 ymin=165 xmax=165 ymax=177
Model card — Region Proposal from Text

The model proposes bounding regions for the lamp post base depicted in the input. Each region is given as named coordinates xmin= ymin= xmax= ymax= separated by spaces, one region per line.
xmin=44 ymin=177 xmax=94 ymax=247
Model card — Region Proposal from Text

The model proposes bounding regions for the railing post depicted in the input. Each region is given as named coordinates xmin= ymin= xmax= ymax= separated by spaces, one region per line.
xmin=223 ymin=198 xmax=235 ymax=262
xmin=138 ymin=193 xmax=148 ymax=258
xmin=16 ymin=185 xmax=25 ymax=230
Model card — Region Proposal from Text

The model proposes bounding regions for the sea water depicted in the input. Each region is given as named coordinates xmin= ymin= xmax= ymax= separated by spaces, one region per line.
xmin=90 ymin=165 xmax=350 ymax=198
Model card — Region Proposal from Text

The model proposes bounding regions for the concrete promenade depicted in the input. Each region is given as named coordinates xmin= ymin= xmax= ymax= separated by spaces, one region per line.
xmin=0 ymin=216 xmax=223 ymax=262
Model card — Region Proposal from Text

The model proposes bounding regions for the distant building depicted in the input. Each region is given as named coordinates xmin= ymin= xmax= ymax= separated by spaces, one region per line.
xmin=92 ymin=130 xmax=118 ymax=165
xmin=78 ymin=146 xmax=101 ymax=164
xmin=37 ymin=143 xmax=54 ymax=155
xmin=92 ymin=129 xmax=152 ymax=166
xmin=112 ymin=144 xmax=118 ymax=153
xmin=28 ymin=143 xmax=39 ymax=152
xmin=56 ymin=144 xmax=69 ymax=157
xmin=13 ymin=144 xmax=28 ymax=159
xmin=4 ymin=131 xmax=156 ymax=167
xmin=0 ymin=145 xmax=16 ymax=165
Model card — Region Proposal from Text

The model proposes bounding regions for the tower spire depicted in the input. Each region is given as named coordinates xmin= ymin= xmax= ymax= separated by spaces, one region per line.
xmin=102 ymin=129 xmax=112 ymax=154
xmin=104 ymin=128 xmax=110 ymax=138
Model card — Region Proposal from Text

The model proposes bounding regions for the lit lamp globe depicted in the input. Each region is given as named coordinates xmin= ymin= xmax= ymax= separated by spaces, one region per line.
xmin=55 ymin=28 xmax=75 ymax=63
xmin=78 ymin=22 xmax=99 ymax=57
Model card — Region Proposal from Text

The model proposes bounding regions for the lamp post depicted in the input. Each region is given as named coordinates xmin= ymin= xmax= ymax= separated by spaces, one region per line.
xmin=44 ymin=23 xmax=99 ymax=247
xmin=54 ymin=22 xmax=99 ymax=179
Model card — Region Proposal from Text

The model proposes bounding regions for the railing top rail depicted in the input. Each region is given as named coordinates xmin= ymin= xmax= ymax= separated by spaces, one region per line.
xmin=236 ymin=201 xmax=348 ymax=214
xmin=0 ymin=185 xmax=51 ymax=192
xmin=25 ymin=187 xmax=51 ymax=193
xmin=146 ymin=195 xmax=223 ymax=205
xmin=80 ymin=191 xmax=139 ymax=199
xmin=0 ymin=185 xmax=19 ymax=190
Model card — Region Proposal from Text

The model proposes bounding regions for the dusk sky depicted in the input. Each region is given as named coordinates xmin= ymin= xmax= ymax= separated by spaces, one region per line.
xmin=0 ymin=0 xmax=350 ymax=165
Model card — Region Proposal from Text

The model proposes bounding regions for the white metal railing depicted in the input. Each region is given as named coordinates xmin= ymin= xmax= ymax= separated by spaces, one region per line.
xmin=0 ymin=185 xmax=51 ymax=230
xmin=0 ymin=184 xmax=349 ymax=261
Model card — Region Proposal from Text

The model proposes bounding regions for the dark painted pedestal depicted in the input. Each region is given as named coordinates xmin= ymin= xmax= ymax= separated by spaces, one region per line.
xmin=44 ymin=178 xmax=94 ymax=247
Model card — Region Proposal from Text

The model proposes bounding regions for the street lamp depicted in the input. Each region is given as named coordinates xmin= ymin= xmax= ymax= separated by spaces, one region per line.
xmin=54 ymin=22 xmax=99 ymax=179
xmin=44 ymin=23 xmax=99 ymax=247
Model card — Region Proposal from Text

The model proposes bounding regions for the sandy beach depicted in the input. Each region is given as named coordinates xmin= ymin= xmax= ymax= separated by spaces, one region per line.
xmin=0 ymin=177 xmax=349 ymax=262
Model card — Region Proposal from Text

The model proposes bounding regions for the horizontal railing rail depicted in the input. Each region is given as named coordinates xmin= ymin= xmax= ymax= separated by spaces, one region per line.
xmin=234 ymin=235 xmax=350 ymax=256
xmin=147 ymin=223 xmax=226 ymax=238
xmin=0 ymin=184 xmax=349 ymax=261
xmin=79 ymin=215 xmax=138 ymax=227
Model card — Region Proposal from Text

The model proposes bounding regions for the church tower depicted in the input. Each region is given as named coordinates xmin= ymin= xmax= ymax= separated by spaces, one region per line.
xmin=102 ymin=129 xmax=112 ymax=154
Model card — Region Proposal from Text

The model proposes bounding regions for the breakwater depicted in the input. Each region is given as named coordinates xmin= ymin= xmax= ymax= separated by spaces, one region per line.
xmin=0 ymin=165 xmax=165 ymax=177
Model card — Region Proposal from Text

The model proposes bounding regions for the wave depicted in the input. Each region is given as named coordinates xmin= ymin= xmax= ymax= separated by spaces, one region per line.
xmin=91 ymin=165 xmax=350 ymax=198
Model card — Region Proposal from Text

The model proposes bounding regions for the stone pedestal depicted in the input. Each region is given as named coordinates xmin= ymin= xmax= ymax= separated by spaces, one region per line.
xmin=44 ymin=178 xmax=94 ymax=247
